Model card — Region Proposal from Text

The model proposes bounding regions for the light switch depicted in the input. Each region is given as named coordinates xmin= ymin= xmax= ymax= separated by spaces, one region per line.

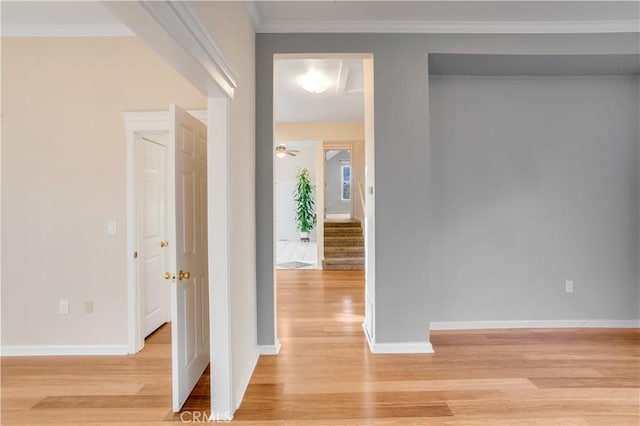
xmin=59 ymin=299 xmax=69 ymax=315
xmin=106 ymin=220 xmax=117 ymax=235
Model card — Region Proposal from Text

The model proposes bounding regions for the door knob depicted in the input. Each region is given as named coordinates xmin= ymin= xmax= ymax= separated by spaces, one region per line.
xmin=178 ymin=270 xmax=191 ymax=280
xmin=160 ymin=241 xmax=169 ymax=248
xmin=164 ymin=272 xmax=174 ymax=280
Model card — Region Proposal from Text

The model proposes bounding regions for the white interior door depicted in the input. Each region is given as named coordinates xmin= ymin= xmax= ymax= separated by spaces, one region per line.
xmin=139 ymin=134 xmax=170 ymax=338
xmin=169 ymin=104 xmax=210 ymax=412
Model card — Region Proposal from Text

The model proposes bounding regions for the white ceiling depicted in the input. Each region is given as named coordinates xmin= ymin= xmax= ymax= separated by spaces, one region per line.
xmin=274 ymin=58 xmax=364 ymax=122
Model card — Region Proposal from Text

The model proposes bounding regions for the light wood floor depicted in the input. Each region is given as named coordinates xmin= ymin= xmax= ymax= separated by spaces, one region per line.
xmin=2 ymin=270 xmax=639 ymax=425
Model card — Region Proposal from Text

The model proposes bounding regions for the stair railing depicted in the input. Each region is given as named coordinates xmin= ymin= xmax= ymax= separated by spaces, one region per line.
xmin=358 ymin=182 xmax=366 ymax=217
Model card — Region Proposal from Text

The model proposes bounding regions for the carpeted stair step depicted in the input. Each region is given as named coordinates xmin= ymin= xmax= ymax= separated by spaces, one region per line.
xmin=324 ymin=246 xmax=365 ymax=257
xmin=323 ymin=220 xmax=362 ymax=229
xmin=323 ymin=220 xmax=365 ymax=271
xmin=324 ymin=236 xmax=364 ymax=247
xmin=324 ymin=227 xmax=363 ymax=237
xmin=322 ymin=257 xmax=365 ymax=270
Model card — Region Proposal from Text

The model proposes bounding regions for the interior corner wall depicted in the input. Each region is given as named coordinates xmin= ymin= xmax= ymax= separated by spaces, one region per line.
xmin=429 ymin=75 xmax=640 ymax=321
xmin=1 ymin=37 xmax=206 ymax=347
xmin=256 ymin=33 xmax=640 ymax=347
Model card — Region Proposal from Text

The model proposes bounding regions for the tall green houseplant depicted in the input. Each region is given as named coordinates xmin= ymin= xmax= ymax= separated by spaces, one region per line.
xmin=294 ymin=168 xmax=317 ymax=242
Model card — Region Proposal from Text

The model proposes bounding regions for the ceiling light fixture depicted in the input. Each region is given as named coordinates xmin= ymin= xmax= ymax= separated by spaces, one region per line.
xmin=275 ymin=144 xmax=287 ymax=158
xmin=275 ymin=144 xmax=299 ymax=158
xmin=299 ymin=69 xmax=329 ymax=94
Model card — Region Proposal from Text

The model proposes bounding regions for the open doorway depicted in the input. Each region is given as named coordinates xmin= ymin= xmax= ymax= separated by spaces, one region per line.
xmin=272 ymin=53 xmax=375 ymax=346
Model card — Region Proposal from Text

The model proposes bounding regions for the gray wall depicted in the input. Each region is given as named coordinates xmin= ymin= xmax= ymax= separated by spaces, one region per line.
xmin=326 ymin=151 xmax=351 ymax=214
xmin=430 ymin=75 xmax=640 ymax=321
xmin=256 ymin=33 xmax=640 ymax=346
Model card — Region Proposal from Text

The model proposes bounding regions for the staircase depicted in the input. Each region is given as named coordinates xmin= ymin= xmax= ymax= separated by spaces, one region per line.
xmin=323 ymin=220 xmax=365 ymax=270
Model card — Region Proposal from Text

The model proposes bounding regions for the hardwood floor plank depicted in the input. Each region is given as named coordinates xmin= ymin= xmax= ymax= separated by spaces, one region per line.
xmin=31 ymin=395 xmax=171 ymax=409
xmin=530 ymin=377 xmax=640 ymax=388
xmin=283 ymin=378 xmax=537 ymax=394
xmin=1 ymin=269 xmax=638 ymax=424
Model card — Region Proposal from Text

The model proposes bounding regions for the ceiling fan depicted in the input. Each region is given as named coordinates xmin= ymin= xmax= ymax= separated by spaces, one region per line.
xmin=275 ymin=144 xmax=299 ymax=158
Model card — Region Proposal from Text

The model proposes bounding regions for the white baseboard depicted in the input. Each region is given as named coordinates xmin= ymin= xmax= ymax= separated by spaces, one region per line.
xmin=430 ymin=319 xmax=640 ymax=330
xmin=371 ymin=340 xmax=434 ymax=354
xmin=234 ymin=348 xmax=260 ymax=410
xmin=1 ymin=344 xmax=129 ymax=356
xmin=258 ymin=338 xmax=281 ymax=355
xmin=361 ymin=322 xmax=433 ymax=354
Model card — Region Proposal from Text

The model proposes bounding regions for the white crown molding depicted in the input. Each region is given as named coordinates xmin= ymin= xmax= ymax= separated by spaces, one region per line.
xmin=1 ymin=24 xmax=135 ymax=37
xmin=104 ymin=0 xmax=238 ymax=97
xmin=430 ymin=319 xmax=640 ymax=330
xmin=139 ymin=1 xmax=239 ymax=96
xmin=1 ymin=344 xmax=129 ymax=356
xmin=243 ymin=1 xmax=262 ymax=32
xmin=256 ymin=19 xmax=640 ymax=34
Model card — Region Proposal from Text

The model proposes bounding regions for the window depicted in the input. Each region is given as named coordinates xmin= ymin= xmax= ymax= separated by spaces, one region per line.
xmin=341 ymin=165 xmax=351 ymax=201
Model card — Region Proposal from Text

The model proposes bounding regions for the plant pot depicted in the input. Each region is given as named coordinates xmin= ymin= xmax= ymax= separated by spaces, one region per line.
xmin=300 ymin=232 xmax=310 ymax=242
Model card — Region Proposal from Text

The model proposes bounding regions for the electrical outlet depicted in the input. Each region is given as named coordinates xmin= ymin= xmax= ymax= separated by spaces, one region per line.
xmin=85 ymin=300 xmax=94 ymax=314
xmin=565 ymin=280 xmax=574 ymax=293
xmin=59 ymin=299 xmax=69 ymax=315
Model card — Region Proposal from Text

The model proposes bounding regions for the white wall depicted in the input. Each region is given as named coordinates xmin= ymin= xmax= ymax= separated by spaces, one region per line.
xmin=430 ymin=75 xmax=640 ymax=321
xmin=190 ymin=0 xmax=258 ymax=408
xmin=275 ymin=142 xmax=317 ymax=241
xmin=1 ymin=37 xmax=206 ymax=349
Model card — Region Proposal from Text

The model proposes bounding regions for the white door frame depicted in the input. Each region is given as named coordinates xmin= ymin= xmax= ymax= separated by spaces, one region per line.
xmin=273 ymin=54 xmax=376 ymax=354
xmin=108 ymin=1 xmax=238 ymax=419
xmin=124 ymin=110 xmax=207 ymax=355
